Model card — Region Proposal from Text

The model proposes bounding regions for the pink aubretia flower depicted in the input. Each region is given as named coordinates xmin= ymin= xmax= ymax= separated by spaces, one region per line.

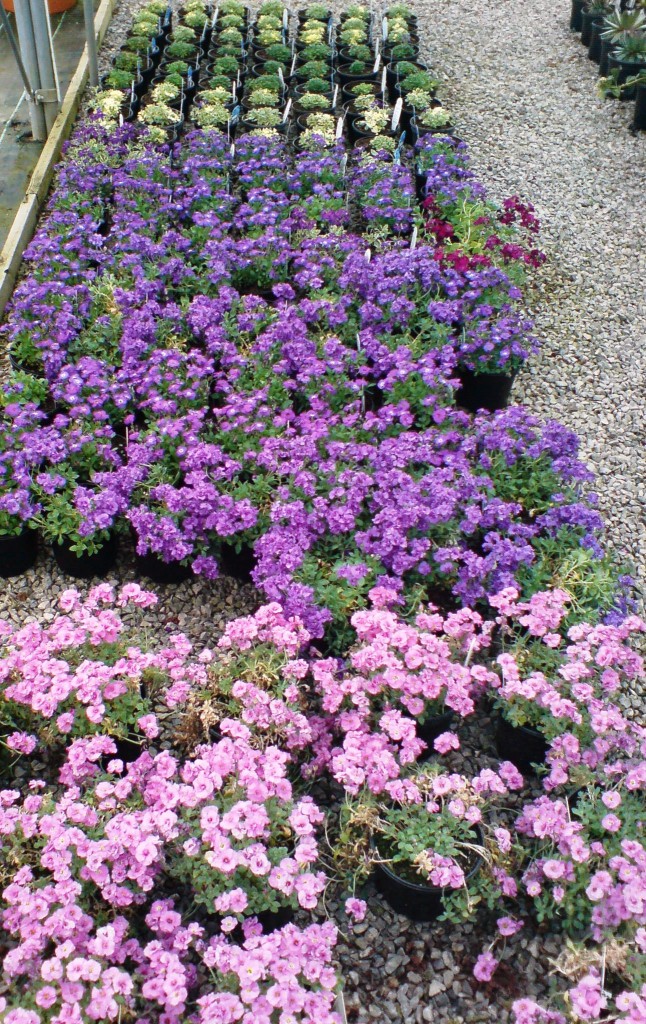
xmin=433 ymin=731 xmax=460 ymax=754
xmin=473 ymin=951 xmax=499 ymax=982
xmin=345 ymin=898 xmax=367 ymax=922
xmin=137 ymin=714 xmax=160 ymax=739
xmin=5 ymin=732 xmax=37 ymax=755
xmin=497 ymin=916 xmax=523 ymax=937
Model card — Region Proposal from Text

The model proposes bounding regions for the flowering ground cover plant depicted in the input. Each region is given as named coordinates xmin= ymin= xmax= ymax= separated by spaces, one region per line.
xmin=178 ymin=602 xmax=314 ymax=757
xmin=337 ymin=760 xmax=525 ymax=924
xmin=0 ymin=583 xmax=200 ymax=759
xmin=0 ymin=3 xmax=644 ymax=1021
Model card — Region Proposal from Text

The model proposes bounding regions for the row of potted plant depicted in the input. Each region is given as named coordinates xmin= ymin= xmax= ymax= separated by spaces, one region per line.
xmin=0 ymin=575 xmax=642 ymax=1022
xmin=1 ymin=122 xmax=560 ymax=598
xmin=570 ymin=0 xmax=646 ymax=129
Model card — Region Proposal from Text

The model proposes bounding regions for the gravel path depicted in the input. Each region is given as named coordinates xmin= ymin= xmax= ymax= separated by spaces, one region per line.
xmin=422 ymin=0 xmax=646 ymax=619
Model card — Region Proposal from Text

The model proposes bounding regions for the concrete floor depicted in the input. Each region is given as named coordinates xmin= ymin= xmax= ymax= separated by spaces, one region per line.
xmin=0 ymin=0 xmax=98 ymax=250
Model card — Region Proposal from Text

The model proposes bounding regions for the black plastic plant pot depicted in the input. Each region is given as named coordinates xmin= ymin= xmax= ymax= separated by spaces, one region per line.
xmin=455 ymin=367 xmax=516 ymax=413
xmin=598 ymin=37 xmax=611 ymax=77
xmin=416 ymin=711 xmax=456 ymax=760
xmin=341 ymin=82 xmax=380 ymax=105
xmin=251 ymin=62 xmax=288 ymax=79
xmin=373 ymin=828 xmax=483 ymax=922
xmin=587 ymin=20 xmax=603 ymax=63
xmin=570 ymin=0 xmax=585 ymax=31
xmin=256 ymin=906 xmax=295 ymax=933
xmin=0 ymin=529 xmax=38 ymax=578
xmin=607 ymin=56 xmax=645 ymax=100
xmin=294 ymin=82 xmax=334 ymax=99
xmin=384 ymin=61 xmax=401 ymax=100
xmin=239 ymin=118 xmax=290 ymax=135
xmin=53 ymin=534 xmax=118 ymax=580
xmin=135 ymin=549 xmax=193 ymax=584
xmin=495 ymin=716 xmax=548 ymax=775
xmin=415 ymin=168 xmax=428 ymax=202
xmin=633 ymin=83 xmax=646 ymax=130
xmin=336 ymin=64 xmax=377 ymax=87
xmin=121 ymin=102 xmax=137 ymax=123
xmin=218 ymin=541 xmax=256 ymax=582
xmin=580 ymin=9 xmax=597 ymax=47
xmin=100 ymin=734 xmax=145 ymax=773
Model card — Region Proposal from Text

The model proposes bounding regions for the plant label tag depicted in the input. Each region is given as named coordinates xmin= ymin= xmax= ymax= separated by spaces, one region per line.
xmin=290 ymin=52 xmax=297 ymax=76
xmin=373 ymin=50 xmax=381 ymax=73
xmin=335 ymin=992 xmax=348 ymax=1024
xmin=282 ymin=98 xmax=292 ymax=122
xmin=399 ymin=129 xmax=406 ymax=148
xmin=336 ymin=116 xmax=344 ymax=139
xmin=391 ymin=97 xmax=403 ymax=131
xmin=410 ymin=226 xmax=418 ymax=250
xmin=118 ymin=113 xmax=123 ymax=127
xmin=328 ymin=18 xmax=333 ymax=43
xmin=283 ymin=8 xmax=288 ymax=30
xmin=381 ymin=66 xmax=387 ymax=94
xmin=364 ymin=248 xmax=371 ymax=262
xmin=232 ymin=81 xmax=236 ymax=101
xmin=278 ymin=67 xmax=285 ymax=92
xmin=230 ymin=104 xmax=241 ymax=126
xmin=230 ymin=143 xmax=235 ymax=157
xmin=339 ymin=153 xmax=348 ymax=175
xmin=382 ymin=15 xmax=388 ymax=41
xmin=332 ymin=84 xmax=339 ymax=108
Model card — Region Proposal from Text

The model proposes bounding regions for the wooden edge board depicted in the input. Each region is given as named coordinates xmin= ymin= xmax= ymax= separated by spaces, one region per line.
xmin=0 ymin=0 xmax=116 ymax=319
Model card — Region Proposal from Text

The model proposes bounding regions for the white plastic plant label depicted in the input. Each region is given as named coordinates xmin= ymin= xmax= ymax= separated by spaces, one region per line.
xmin=336 ymin=116 xmax=344 ymax=139
xmin=332 ymin=84 xmax=339 ymax=107
xmin=381 ymin=66 xmax=387 ymax=94
xmin=382 ymin=15 xmax=388 ymax=41
xmin=282 ymin=98 xmax=292 ymax=122
xmin=373 ymin=50 xmax=381 ymax=73
xmin=410 ymin=226 xmax=418 ymax=250
xmin=391 ymin=97 xmax=403 ymax=131
xmin=335 ymin=992 xmax=348 ymax=1023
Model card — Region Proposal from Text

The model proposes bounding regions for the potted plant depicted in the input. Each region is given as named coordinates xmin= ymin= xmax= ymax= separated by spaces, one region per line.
xmin=580 ymin=0 xmax=612 ymax=47
xmin=0 ymin=445 xmax=38 ymax=578
xmin=296 ymin=111 xmax=337 ymax=145
xmin=163 ymin=735 xmax=328 ymax=925
xmin=295 ymin=58 xmax=331 ymax=82
xmin=0 ymin=583 xmax=185 ymax=757
xmin=608 ymin=34 xmax=646 ymax=98
xmin=488 ymin=585 xmax=645 ymax=774
xmin=177 ymin=601 xmax=312 ymax=755
xmin=412 ymin=104 xmax=454 ymax=139
xmin=192 ymin=923 xmax=341 ymax=1021
xmin=338 ymin=763 xmax=521 ymax=923
xmin=324 ymin=595 xmax=493 ymax=748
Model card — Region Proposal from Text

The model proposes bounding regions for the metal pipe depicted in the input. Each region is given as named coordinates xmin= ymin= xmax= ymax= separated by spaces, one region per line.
xmin=83 ymin=0 xmax=99 ymax=86
xmin=0 ymin=3 xmax=36 ymax=101
xmin=29 ymin=0 xmax=60 ymax=133
xmin=10 ymin=0 xmax=46 ymax=139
